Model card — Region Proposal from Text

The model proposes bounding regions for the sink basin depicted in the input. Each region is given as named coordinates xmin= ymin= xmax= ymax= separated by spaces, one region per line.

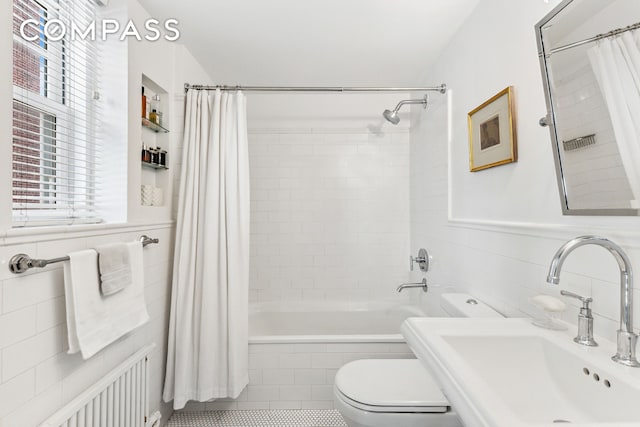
xmin=401 ymin=318 xmax=640 ymax=427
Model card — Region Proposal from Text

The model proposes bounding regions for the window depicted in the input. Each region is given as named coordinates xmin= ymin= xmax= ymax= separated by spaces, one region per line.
xmin=12 ymin=0 xmax=101 ymax=226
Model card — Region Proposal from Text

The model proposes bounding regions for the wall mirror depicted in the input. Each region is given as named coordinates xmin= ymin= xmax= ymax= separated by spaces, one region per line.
xmin=536 ymin=0 xmax=640 ymax=216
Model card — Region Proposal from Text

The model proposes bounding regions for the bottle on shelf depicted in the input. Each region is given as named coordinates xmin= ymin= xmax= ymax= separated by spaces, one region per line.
xmin=150 ymin=147 xmax=159 ymax=164
xmin=141 ymin=143 xmax=149 ymax=163
xmin=149 ymin=109 xmax=158 ymax=125
xmin=141 ymin=87 xmax=147 ymax=118
xmin=150 ymin=95 xmax=162 ymax=126
xmin=159 ymin=148 xmax=168 ymax=167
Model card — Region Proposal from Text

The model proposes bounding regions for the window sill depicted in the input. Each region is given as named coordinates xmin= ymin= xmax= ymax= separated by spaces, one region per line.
xmin=1 ymin=220 xmax=175 ymax=246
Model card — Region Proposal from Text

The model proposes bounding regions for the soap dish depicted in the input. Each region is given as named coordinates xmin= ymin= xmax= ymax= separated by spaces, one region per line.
xmin=530 ymin=295 xmax=568 ymax=331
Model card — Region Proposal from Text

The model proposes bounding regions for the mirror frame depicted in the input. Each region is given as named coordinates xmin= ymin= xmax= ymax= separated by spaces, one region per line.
xmin=535 ymin=0 xmax=639 ymax=216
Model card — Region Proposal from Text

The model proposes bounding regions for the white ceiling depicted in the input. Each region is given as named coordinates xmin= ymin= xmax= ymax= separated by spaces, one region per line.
xmin=137 ymin=0 xmax=480 ymax=86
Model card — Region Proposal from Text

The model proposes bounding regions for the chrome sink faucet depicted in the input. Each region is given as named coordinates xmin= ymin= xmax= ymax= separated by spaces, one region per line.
xmin=546 ymin=236 xmax=639 ymax=367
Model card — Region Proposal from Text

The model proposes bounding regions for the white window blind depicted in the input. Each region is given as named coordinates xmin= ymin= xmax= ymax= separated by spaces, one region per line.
xmin=12 ymin=0 xmax=102 ymax=227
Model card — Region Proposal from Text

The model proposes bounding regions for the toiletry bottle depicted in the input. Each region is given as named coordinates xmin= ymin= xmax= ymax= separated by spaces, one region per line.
xmin=141 ymin=87 xmax=147 ymax=118
xmin=149 ymin=109 xmax=158 ymax=125
xmin=159 ymin=148 xmax=168 ymax=167
xmin=143 ymin=144 xmax=151 ymax=163
xmin=151 ymin=95 xmax=163 ymax=126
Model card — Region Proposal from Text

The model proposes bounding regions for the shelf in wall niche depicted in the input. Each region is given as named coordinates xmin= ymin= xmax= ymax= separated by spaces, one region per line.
xmin=141 ymin=117 xmax=169 ymax=133
xmin=141 ymin=161 xmax=168 ymax=170
xmin=139 ymin=74 xmax=170 ymax=223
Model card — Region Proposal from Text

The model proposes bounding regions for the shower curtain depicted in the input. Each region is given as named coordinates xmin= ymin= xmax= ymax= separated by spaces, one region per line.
xmin=163 ymin=89 xmax=250 ymax=409
xmin=587 ymin=30 xmax=640 ymax=207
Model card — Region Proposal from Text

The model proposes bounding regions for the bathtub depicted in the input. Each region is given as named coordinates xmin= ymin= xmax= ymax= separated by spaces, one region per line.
xmin=204 ymin=301 xmax=427 ymax=411
xmin=249 ymin=301 xmax=427 ymax=343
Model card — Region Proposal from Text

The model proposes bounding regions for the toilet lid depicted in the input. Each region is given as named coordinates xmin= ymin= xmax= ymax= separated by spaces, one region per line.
xmin=334 ymin=359 xmax=449 ymax=413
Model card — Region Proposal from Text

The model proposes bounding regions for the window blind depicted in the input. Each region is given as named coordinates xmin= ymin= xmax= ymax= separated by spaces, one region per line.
xmin=12 ymin=0 xmax=102 ymax=226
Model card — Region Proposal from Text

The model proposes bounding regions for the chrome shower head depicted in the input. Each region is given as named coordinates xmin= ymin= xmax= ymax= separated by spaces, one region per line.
xmin=383 ymin=109 xmax=400 ymax=125
xmin=382 ymin=95 xmax=429 ymax=125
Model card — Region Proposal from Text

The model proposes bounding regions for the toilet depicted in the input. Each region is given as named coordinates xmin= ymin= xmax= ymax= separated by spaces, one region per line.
xmin=333 ymin=293 xmax=502 ymax=427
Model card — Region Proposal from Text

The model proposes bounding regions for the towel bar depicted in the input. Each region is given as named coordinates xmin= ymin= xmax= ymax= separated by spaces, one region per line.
xmin=8 ymin=235 xmax=159 ymax=274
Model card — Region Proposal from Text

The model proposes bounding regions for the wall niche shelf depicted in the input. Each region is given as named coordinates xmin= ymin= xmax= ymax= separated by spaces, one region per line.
xmin=141 ymin=117 xmax=169 ymax=133
xmin=142 ymin=161 xmax=168 ymax=170
xmin=140 ymin=74 xmax=170 ymax=211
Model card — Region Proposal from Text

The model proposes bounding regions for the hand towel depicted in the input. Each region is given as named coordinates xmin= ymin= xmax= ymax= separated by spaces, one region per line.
xmin=63 ymin=241 xmax=149 ymax=359
xmin=96 ymin=243 xmax=132 ymax=296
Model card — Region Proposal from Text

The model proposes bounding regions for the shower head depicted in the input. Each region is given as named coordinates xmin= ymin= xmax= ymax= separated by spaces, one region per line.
xmin=382 ymin=95 xmax=429 ymax=125
xmin=383 ymin=109 xmax=400 ymax=125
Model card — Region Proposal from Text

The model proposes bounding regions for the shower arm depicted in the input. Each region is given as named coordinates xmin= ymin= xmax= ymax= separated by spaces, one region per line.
xmin=390 ymin=96 xmax=428 ymax=113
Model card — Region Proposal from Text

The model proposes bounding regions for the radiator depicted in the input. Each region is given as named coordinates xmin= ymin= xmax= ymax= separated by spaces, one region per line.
xmin=40 ymin=344 xmax=156 ymax=427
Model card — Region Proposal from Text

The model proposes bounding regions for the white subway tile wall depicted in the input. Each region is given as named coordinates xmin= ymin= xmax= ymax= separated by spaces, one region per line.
xmin=247 ymin=130 xmax=412 ymax=303
xmin=179 ymin=342 xmax=414 ymax=411
xmin=0 ymin=226 xmax=174 ymax=426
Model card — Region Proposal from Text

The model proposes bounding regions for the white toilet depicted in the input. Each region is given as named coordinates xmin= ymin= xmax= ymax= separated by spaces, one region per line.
xmin=333 ymin=293 xmax=502 ymax=427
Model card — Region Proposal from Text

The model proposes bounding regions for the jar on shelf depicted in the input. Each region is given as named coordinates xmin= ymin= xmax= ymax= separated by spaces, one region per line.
xmin=158 ymin=148 xmax=167 ymax=167
xmin=149 ymin=147 xmax=159 ymax=164
xmin=141 ymin=144 xmax=151 ymax=163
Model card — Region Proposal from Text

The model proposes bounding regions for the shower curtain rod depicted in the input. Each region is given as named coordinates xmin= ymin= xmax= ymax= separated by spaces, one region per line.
xmin=183 ymin=83 xmax=447 ymax=94
xmin=548 ymin=21 xmax=640 ymax=56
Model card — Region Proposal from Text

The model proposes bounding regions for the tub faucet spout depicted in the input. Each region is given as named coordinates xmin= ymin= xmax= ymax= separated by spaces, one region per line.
xmin=397 ymin=278 xmax=428 ymax=293
xmin=546 ymin=235 xmax=638 ymax=367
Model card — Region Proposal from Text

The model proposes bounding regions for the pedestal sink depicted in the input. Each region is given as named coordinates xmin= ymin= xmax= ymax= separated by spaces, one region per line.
xmin=401 ymin=318 xmax=640 ymax=427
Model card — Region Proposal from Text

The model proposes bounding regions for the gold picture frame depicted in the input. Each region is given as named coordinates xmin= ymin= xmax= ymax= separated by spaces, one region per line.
xmin=467 ymin=86 xmax=517 ymax=172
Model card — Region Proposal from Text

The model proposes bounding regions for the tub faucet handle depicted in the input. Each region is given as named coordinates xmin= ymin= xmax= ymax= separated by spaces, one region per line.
xmin=410 ymin=248 xmax=430 ymax=272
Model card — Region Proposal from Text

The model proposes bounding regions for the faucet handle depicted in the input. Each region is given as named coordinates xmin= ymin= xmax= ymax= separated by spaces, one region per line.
xmin=561 ymin=290 xmax=598 ymax=347
xmin=560 ymin=290 xmax=592 ymax=308
xmin=410 ymin=248 xmax=430 ymax=272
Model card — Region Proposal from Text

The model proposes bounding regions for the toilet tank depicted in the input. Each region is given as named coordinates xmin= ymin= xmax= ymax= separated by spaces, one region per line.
xmin=440 ymin=293 xmax=502 ymax=318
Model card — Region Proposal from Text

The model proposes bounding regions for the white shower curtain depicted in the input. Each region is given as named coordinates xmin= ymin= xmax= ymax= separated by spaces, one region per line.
xmin=588 ymin=30 xmax=640 ymax=207
xmin=163 ymin=89 xmax=250 ymax=409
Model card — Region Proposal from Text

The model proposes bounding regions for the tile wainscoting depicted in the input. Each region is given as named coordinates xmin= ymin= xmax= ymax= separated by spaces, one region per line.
xmin=179 ymin=341 xmax=414 ymax=412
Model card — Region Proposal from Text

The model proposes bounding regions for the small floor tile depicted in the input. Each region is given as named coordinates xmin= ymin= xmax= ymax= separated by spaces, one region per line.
xmin=167 ymin=409 xmax=347 ymax=427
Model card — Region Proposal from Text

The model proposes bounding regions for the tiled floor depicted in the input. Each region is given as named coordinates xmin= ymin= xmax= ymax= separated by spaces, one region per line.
xmin=167 ymin=410 xmax=347 ymax=427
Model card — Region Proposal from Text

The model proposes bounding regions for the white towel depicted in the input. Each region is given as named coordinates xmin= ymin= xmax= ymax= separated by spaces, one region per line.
xmin=97 ymin=243 xmax=132 ymax=296
xmin=63 ymin=241 xmax=149 ymax=359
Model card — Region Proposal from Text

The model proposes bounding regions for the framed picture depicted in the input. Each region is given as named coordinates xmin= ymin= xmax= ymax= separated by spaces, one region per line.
xmin=467 ymin=86 xmax=517 ymax=172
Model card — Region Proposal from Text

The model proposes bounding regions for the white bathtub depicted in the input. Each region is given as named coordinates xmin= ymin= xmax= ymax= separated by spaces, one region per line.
xmin=201 ymin=301 xmax=427 ymax=410
xmin=249 ymin=301 xmax=427 ymax=343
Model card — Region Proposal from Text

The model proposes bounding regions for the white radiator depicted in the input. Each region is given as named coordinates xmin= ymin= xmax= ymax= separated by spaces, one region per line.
xmin=40 ymin=344 xmax=156 ymax=427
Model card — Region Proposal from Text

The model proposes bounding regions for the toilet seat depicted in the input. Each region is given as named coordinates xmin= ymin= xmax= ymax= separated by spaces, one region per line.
xmin=334 ymin=359 xmax=449 ymax=413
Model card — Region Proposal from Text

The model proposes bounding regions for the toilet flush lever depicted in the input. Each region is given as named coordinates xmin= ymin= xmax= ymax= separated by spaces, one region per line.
xmin=410 ymin=248 xmax=430 ymax=272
